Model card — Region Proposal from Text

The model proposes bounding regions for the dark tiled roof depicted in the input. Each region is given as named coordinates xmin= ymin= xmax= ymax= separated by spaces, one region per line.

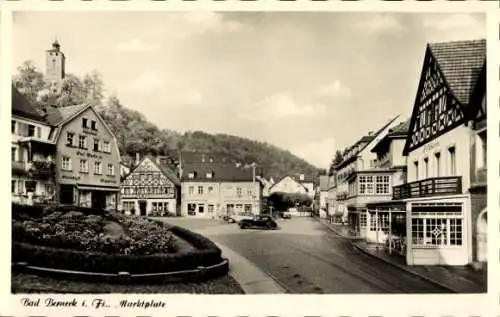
xmin=43 ymin=104 xmax=88 ymax=125
xmin=387 ymin=119 xmax=410 ymax=137
xmin=157 ymin=162 xmax=181 ymax=186
xmin=429 ymin=39 xmax=486 ymax=106
xmin=182 ymin=162 xmax=256 ymax=183
xmin=11 ymin=85 xmax=46 ymax=122
xmin=319 ymin=175 xmax=329 ymax=191
xmin=371 ymin=119 xmax=410 ymax=154
xmin=336 ymin=115 xmax=399 ymax=169
xmin=181 ymin=151 xmax=236 ymax=164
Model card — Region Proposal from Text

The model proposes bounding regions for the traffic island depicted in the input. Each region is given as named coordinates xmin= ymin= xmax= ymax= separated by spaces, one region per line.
xmin=11 ymin=204 xmax=241 ymax=293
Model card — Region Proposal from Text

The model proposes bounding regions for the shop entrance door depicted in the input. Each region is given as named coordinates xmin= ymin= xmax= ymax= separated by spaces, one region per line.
xmin=139 ymin=200 xmax=147 ymax=216
xmin=91 ymin=191 xmax=106 ymax=209
xmin=60 ymin=185 xmax=74 ymax=205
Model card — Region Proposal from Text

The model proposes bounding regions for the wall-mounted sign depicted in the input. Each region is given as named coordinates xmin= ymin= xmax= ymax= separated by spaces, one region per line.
xmin=101 ymin=178 xmax=117 ymax=184
xmin=423 ymin=141 xmax=439 ymax=153
xmin=62 ymin=175 xmax=80 ymax=181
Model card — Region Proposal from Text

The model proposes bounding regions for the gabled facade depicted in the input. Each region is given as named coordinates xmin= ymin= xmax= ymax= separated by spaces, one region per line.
xmin=44 ymin=104 xmax=121 ymax=210
xmin=396 ymin=39 xmax=486 ymax=266
xmin=268 ymin=176 xmax=309 ymax=196
xmin=120 ymin=156 xmax=181 ymax=216
xmin=11 ymin=86 xmax=57 ymax=205
xmin=181 ymin=162 xmax=262 ymax=218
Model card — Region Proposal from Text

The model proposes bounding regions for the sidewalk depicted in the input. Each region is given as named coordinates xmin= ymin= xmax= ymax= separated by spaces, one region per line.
xmin=317 ymin=217 xmax=361 ymax=239
xmin=316 ymin=217 xmax=486 ymax=293
xmin=215 ymin=242 xmax=287 ymax=294
xmin=353 ymin=240 xmax=486 ymax=293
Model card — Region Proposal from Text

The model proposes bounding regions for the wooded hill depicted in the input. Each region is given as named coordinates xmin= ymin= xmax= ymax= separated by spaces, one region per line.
xmin=13 ymin=61 xmax=323 ymax=183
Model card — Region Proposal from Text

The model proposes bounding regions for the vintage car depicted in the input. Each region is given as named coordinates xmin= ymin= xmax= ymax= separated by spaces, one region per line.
xmin=226 ymin=212 xmax=254 ymax=223
xmin=239 ymin=215 xmax=278 ymax=230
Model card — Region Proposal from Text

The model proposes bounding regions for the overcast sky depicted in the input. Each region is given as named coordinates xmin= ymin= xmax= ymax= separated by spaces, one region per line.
xmin=12 ymin=12 xmax=485 ymax=168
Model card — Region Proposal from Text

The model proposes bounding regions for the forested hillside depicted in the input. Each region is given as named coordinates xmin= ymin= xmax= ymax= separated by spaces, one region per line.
xmin=13 ymin=61 xmax=323 ymax=182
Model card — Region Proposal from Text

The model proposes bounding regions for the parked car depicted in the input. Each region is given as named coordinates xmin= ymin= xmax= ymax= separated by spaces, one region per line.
xmin=228 ymin=212 xmax=254 ymax=223
xmin=239 ymin=215 xmax=278 ymax=230
xmin=282 ymin=211 xmax=291 ymax=219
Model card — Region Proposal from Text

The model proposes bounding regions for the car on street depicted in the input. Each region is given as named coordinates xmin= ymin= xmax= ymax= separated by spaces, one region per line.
xmin=227 ymin=212 xmax=254 ymax=223
xmin=281 ymin=211 xmax=291 ymax=219
xmin=239 ymin=215 xmax=278 ymax=230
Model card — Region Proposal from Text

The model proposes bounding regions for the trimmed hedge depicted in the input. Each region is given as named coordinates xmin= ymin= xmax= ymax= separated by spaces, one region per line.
xmin=12 ymin=225 xmax=223 ymax=275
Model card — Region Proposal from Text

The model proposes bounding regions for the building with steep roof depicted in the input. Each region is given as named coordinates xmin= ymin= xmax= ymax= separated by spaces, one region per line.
xmin=120 ymin=156 xmax=181 ymax=216
xmin=42 ymin=103 xmax=121 ymax=209
xmin=11 ymin=85 xmax=57 ymax=205
xmin=393 ymin=39 xmax=486 ymax=266
xmin=180 ymin=162 xmax=263 ymax=218
xmin=332 ymin=115 xmax=401 ymax=227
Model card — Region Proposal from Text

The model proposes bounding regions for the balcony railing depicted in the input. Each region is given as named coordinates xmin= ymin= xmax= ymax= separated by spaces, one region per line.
xmin=392 ymin=176 xmax=462 ymax=200
xmin=11 ymin=160 xmax=55 ymax=179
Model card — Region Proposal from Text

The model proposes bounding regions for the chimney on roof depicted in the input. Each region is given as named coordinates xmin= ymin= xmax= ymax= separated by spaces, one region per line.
xmin=368 ymin=131 xmax=374 ymax=136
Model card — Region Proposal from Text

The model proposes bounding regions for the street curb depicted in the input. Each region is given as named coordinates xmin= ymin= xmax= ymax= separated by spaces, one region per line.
xmin=313 ymin=216 xmax=353 ymax=239
xmin=351 ymin=242 xmax=456 ymax=293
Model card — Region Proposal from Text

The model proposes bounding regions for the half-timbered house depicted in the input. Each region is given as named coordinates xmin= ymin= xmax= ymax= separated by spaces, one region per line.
xmin=395 ymin=39 xmax=486 ymax=266
xmin=120 ymin=156 xmax=181 ymax=216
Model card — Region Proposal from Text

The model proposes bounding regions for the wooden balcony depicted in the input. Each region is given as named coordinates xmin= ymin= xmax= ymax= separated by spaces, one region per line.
xmin=393 ymin=176 xmax=462 ymax=200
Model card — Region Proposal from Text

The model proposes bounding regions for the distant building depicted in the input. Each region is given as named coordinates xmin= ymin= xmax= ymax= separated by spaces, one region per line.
xmin=268 ymin=175 xmax=310 ymax=196
xmin=11 ymin=86 xmax=57 ymax=205
xmin=45 ymin=40 xmax=65 ymax=85
xmin=120 ymin=156 xmax=181 ymax=216
xmin=43 ymin=103 xmax=121 ymax=210
xmin=180 ymin=163 xmax=262 ymax=218
xmin=318 ymin=175 xmax=329 ymax=212
xmin=334 ymin=116 xmax=400 ymax=232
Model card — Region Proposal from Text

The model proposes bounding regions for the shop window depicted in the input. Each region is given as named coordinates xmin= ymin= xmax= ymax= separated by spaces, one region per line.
xmin=227 ymin=204 xmax=234 ymax=213
xmin=236 ymin=204 xmax=243 ymax=212
xmin=199 ymin=204 xmax=205 ymax=213
xmin=449 ymin=219 xmax=463 ymax=245
xmin=244 ymin=204 xmax=252 ymax=213
xmin=187 ymin=203 xmax=196 ymax=215
xmin=359 ymin=212 xmax=367 ymax=228
xmin=208 ymin=205 xmax=214 ymax=213
xmin=152 ymin=203 xmax=157 ymax=211
xmin=164 ymin=202 xmax=169 ymax=212
xmin=411 ymin=217 xmax=462 ymax=247
xmin=62 ymin=156 xmax=71 ymax=171
xmin=158 ymin=203 xmax=163 ymax=211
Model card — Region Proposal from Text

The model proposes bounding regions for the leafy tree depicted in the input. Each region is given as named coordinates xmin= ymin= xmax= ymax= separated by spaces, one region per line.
xmin=13 ymin=61 xmax=46 ymax=105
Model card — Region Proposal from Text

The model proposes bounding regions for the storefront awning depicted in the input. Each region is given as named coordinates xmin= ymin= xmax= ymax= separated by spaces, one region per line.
xmin=77 ymin=184 xmax=119 ymax=192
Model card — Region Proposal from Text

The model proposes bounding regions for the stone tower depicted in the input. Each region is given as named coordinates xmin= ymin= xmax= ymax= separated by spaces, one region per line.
xmin=45 ymin=39 xmax=66 ymax=84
